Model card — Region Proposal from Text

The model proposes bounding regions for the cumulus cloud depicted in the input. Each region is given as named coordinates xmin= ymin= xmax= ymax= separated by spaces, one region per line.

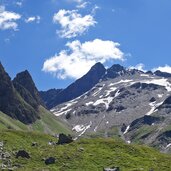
xmin=129 ymin=63 xmax=146 ymax=72
xmin=25 ymin=16 xmax=41 ymax=23
xmin=42 ymin=39 xmax=125 ymax=79
xmin=53 ymin=9 xmax=96 ymax=38
xmin=153 ymin=65 xmax=171 ymax=74
xmin=0 ymin=6 xmax=21 ymax=30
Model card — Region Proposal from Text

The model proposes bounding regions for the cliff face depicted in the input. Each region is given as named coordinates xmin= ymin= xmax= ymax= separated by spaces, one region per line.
xmin=13 ymin=70 xmax=44 ymax=109
xmin=0 ymin=63 xmax=40 ymax=124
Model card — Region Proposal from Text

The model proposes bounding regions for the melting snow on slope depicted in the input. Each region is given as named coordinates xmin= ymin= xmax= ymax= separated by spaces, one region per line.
xmin=123 ymin=125 xmax=130 ymax=134
xmin=105 ymin=87 xmax=117 ymax=97
xmin=146 ymin=101 xmax=163 ymax=116
xmin=85 ymin=101 xmax=94 ymax=106
xmin=78 ymin=121 xmax=92 ymax=137
xmin=72 ymin=125 xmax=85 ymax=132
xmin=143 ymin=78 xmax=171 ymax=91
xmin=94 ymin=97 xmax=113 ymax=109
xmin=54 ymin=109 xmax=72 ymax=116
xmin=114 ymin=90 xmax=120 ymax=98
xmin=158 ymin=94 xmax=163 ymax=98
xmin=109 ymin=79 xmax=133 ymax=87
xmin=140 ymin=74 xmax=150 ymax=77
xmin=52 ymin=101 xmax=77 ymax=116
xmin=166 ymin=143 xmax=171 ymax=149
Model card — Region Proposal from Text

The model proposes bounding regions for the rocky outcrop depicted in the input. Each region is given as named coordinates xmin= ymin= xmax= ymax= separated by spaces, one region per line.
xmin=58 ymin=134 xmax=73 ymax=145
xmin=13 ymin=70 xmax=44 ymax=108
xmin=0 ymin=63 xmax=40 ymax=124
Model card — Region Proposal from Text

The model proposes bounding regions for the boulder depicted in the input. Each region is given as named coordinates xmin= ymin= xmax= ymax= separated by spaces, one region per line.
xmin=16 ymin=150 xmax=30 ymax=159
xmin=58 ymin=134 xmax=73 ymax=145
xmin=45 ymin=157 xmax=56 ymax=165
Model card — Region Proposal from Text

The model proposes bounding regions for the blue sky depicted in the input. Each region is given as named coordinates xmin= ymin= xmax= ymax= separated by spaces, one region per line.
xmin=0 ymin=0 xmax=171 ymax=90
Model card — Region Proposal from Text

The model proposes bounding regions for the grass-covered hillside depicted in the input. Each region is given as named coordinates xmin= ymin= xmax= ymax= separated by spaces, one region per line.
xmin=0 ymin=106 xmax=71 ymax=135
xmin=0 ymin=130 xmax=171 ymax=171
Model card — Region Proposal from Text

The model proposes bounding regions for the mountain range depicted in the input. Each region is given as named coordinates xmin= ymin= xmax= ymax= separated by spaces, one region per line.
xmin=1 ymin=61 xmax=171 ymax=153
xmin=41 ymin=62 xmax=171 ymax=153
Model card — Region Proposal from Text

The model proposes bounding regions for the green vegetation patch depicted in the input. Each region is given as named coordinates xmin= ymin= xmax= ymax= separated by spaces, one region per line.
xmin=0 ymin=130 xmax=171 ymax=171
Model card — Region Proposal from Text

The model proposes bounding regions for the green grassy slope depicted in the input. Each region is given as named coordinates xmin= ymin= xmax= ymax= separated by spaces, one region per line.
xmin=0 ymin=106 xmax=71 ymax=135
xmin=0 ymin=111 xmax=28 ymax=131
xmin=30 ymin=106 xmax=71 ymax=134
xmin=0 ymin=130 xmax=171 ymax=171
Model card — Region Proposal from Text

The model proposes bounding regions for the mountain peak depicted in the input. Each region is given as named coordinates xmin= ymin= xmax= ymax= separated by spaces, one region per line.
xmin=90 ymin=62 xmax=105 ymax=71
xmin=103 ymin=64 xmax=126 ymax=79
xmin=109 ymin=64 xmax=125 ymax=72
xmin=154 ymin=70 xmax=171 ymax=78
xmin=0 ymin=63 xmax=40 ymax=124
xmin=13 ymin=70 xmax=43 ymax=107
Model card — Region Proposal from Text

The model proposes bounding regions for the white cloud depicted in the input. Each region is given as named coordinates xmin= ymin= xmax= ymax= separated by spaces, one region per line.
xmin=153 ymin=65 xmax=171 ymax=74
xmin=129 ymin=63 xmax=146 ymax=72
xmin=25 ymin=16 xmax=41 ymax=24
xmin=0 ymin=6 xmax=21 ymax=30
xmin=42 ymin=39 xmax=125 ymax=79
xmin=76 ymin=2 xmax=89 ymax=8
xmin=53 ymin=9 xmax=96 ymax=38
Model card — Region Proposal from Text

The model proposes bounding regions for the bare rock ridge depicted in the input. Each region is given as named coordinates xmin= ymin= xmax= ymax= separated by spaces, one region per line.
xmin=13 ymin=70 xmax=44 ymax=108
xmin=43 ymin=62 xmax=106 ymax=109
xmin=0 ymin=63 xmax=41 ymax=124
xmin=42 ymin=62 xmax=171 ymax=109
xmin=39 ymin=89 xmax=63 ymax=108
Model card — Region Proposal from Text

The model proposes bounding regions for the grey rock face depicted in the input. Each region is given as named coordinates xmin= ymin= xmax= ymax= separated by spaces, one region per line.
xmin=50 ymin=63 xmax=171 ymax=152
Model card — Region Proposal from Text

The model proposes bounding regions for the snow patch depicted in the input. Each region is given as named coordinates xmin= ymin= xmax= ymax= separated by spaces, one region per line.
xmin=94 ymin=96 xmax=113 ymax=109
xmin=142 ymin=78 xmax=171 ymax=92
xmin=85 ymin=101 xmax=94 ymax=106
xmin=109 ymin=79 xmax=133 ymax=87
xmin=78 ymin=121 xmax=92 ymax=137
xmin=158 ymin=94 xmax=163 ymax=98
xmin=140 ymin=74 xmax=150 ymax=77
xmin=123 ymin=125 xmax=130 ymax=134
xmin=146 ymin=101 xmax=163 ymax=116
xmin=72 ymin=125 xmax=85 ymax=132
xmin=105 ymin=87 xmax=117 ymax=97
xmin=166 ymin=143 xmax=171 ymax=149
xmin=54 ymin=109 xmax=72 ymax=116
xmin=114 ymin=90 xmax=120 ymax=98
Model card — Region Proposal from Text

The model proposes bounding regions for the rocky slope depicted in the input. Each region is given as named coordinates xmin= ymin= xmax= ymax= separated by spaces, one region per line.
xmin=49 ymin=63 xmax=171 ymax=152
